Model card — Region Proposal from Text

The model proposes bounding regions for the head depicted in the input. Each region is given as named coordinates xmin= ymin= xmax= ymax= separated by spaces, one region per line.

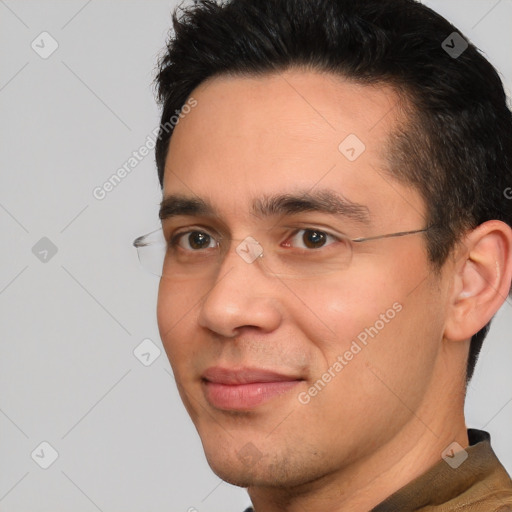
xmin=153 ymin=0 xmax=512 ymax=492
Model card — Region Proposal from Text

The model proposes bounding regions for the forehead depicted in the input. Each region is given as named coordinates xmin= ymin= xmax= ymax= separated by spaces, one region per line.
xmin=163 ymin=69 xmax=425 ymax=228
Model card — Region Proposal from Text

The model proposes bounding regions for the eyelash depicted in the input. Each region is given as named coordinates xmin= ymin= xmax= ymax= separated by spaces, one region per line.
xmin=167 ymin=226 xmax=342 ymax=252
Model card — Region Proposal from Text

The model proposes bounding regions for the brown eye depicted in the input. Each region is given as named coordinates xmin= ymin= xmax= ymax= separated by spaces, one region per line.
xmin=286 ymin=228 xmax=337 ymax=250
xmin=187 ymin=232 xmax=212 ymax=250
xmin=171 ymin=230 xmax=217 ymax=251
xmin=302 ymin=230 xmax=327 ymax=248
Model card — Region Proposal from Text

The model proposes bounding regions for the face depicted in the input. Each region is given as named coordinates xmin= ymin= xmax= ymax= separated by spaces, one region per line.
xmin=157 ymin=69 xmax=450 ymax=488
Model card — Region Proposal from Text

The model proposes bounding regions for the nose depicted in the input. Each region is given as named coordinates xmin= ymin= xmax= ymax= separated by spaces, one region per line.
xmin=197 ymin=238 xmax=283 ymax=338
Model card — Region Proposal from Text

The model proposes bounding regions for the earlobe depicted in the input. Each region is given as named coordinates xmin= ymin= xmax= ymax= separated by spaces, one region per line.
xmin=444 ymin=220 xmax=512 ymax=342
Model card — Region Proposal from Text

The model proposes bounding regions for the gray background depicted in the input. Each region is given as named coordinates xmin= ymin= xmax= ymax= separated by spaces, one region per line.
xmin=0 ymin=1 xmax=511 ymax=511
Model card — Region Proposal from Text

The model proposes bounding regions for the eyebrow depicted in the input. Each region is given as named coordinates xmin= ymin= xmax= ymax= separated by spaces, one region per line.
xmin=159 ymin=189 xmax=371 ymax=225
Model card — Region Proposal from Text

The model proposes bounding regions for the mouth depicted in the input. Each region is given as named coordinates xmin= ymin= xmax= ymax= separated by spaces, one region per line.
xmin=201 ymin=366 xmax=304 ymax=410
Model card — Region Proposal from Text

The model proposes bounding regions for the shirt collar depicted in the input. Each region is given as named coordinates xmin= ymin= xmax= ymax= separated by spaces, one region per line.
xmin=371 ymin=428 xmax=512 ymax=511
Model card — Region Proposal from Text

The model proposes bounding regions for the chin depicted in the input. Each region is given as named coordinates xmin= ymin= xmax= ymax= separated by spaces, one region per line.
xmin=213 ymin=471 xmax=256 ymax=489
xmin=202 ymin=441 xmax=322 ymax=491
xmin=204 ymin=452 xmax=264 ymax=488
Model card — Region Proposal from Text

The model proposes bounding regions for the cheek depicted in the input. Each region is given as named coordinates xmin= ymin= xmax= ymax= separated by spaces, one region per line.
xmin=293 ymin=269 xmax=442 ymax=440
xmin=156 ymin=279 xmax=176 ymax=344
xmin=156 ymin=279 xmax=198 ymax=370
xmin=291 ymin=270 xmax=398 ymax=358
xmin=294 ymin=249 xmax=439 ymax=369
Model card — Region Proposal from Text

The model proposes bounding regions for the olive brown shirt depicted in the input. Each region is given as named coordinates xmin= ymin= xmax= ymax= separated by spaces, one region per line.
xmin=243 ymin=429 xmax=512 ymax=511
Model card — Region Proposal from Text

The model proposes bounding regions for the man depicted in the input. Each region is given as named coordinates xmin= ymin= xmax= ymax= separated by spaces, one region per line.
xmin=133 ymin=0 xmax=512 ymax=509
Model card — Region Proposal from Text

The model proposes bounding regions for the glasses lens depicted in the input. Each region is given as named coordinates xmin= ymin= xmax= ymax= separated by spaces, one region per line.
xmin=135 ymin=227 xmax=353 ymax=279
xmin=134 ymin=229 xmax=166 ymax=277
xmin=255 ymin=228 xmax=353 ymax=279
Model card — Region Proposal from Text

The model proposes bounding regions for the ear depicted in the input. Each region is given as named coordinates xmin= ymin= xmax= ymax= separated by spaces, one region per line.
xmin=444 ymin=220 xmax=512 ymax=342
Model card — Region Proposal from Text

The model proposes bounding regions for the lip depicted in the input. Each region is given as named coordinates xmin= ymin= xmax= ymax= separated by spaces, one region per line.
xmin=201 ymin=366 xmax=304 ymax=410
